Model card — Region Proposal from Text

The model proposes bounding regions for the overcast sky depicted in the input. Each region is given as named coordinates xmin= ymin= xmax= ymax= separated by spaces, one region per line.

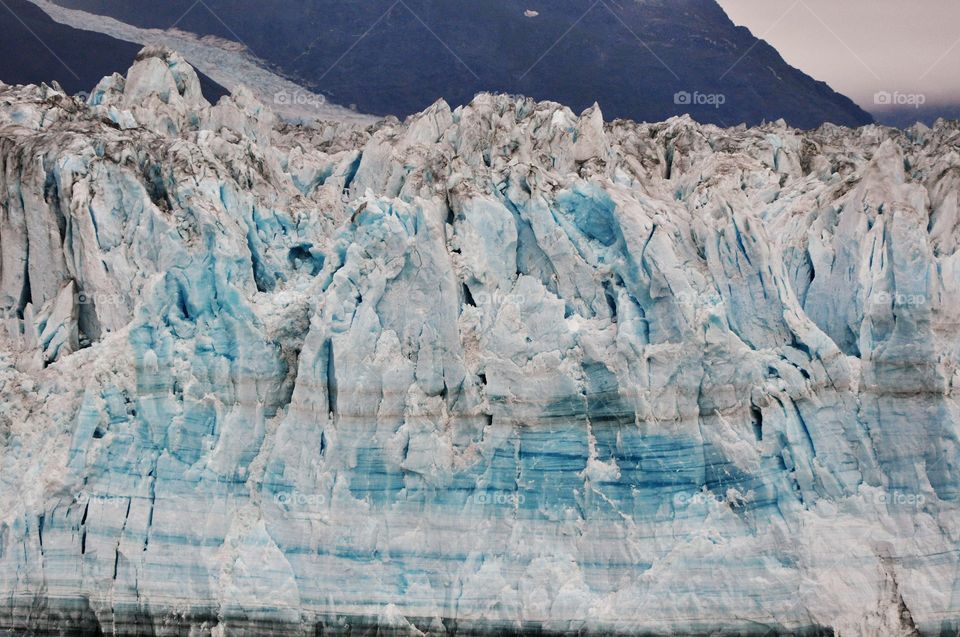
xmin=715 ymin=0 xmax=960 ymax=108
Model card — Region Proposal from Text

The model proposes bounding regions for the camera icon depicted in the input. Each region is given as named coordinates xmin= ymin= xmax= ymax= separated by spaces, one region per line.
xmin=76 ymin=290 xmax=93 ymax=305
xmin=674 ymin=91 xmax=692 ymax=105
xmin=274 ymin=90 xmax=291 ymax=105
xmin=873 ymin=91 xmax=892 ymax=105
xmin=474 ymin=492 xmax=491 ymax=505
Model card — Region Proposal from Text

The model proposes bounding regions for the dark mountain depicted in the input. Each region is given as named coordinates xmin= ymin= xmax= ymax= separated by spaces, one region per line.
xmin=47 ymin=0 xmax=871 ymax=128
xmin=0 ymin=0 xmax=226 ymax=100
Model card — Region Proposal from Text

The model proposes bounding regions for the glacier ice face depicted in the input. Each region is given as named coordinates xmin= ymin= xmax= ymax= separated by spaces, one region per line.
xmin=0 ymin=48 xmax=958 ymax=636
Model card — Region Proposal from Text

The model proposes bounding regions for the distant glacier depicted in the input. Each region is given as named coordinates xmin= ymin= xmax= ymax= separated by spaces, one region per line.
xmin=0 ymin=48 xmax=957 ymax=636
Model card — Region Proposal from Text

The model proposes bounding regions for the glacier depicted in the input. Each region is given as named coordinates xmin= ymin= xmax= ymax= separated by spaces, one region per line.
xmin=0 ymin=47 xmax=958 ymax=636
xmin=21 ymin=0 xmax=375 ymax=126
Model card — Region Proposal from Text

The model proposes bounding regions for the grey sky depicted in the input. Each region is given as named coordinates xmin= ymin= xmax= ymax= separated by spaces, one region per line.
xmin=715 ymin=0 xmax=960 ymax=109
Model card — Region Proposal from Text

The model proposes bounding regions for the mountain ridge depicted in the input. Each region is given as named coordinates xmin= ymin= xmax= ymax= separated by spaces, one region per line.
xmin=44 ymin=0 xmax=873 ymax=128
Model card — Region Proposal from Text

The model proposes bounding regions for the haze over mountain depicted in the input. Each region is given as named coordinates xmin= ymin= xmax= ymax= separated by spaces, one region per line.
xmin=44 ymin=0 xmax=872 ymax=128
xmin=870 ymin=103 xmax=960 ymax=129
xmin=717 ymin=0 xmax=960 ymax=127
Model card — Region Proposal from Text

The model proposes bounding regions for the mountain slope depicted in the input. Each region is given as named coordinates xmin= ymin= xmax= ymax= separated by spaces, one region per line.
xmin=46 ymin=0 xmax=872 ymax=128
xmin=0 ymin=0 xmax=226 ymax=100
xmin=874 ymin=103 xmax=960 ymax=128
xmin=0 ymin=49 xmax=956 ymax=635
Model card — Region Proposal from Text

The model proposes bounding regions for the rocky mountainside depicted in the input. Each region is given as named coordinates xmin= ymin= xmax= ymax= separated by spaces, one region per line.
xmin=0 ymin=48 xmax=958 ymax=635
xmin=46 ymin=0 xmax=872 ymax=129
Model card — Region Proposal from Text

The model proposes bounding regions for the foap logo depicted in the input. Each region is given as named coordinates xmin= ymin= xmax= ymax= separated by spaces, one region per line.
xmin=273 ymin=89 xmax=327 ymax=110
xmin=673 ymin=490 xmax=724 ymax=506
xmin=874 ymin=91 xmax=926 ymax=109
xmin=674 ymin=91 xmax=726 ymax=109
xmin=473 ymin=291 xmax=526 ymax=307
xmin=274 ymin=491 xmax=328 ymax=521
xmin=76 ymin=290 xmax=125 ymax=307
xmin=274 ymin=491 xmax=326 ymax=507
xmin=75 ymin=492 xmax=125 ymax=507
xmin=673 ymin=289 xmax=724 ymax=310
xmin=870 ymin=290 xmax=927 ymax=307
xmin=473 ymin=491 xmax=525 ymax=506
xmin=874 ymin=491 xmax=926 ymax=508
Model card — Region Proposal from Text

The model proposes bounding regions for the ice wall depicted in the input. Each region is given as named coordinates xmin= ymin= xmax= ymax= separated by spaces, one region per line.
xmin=0 ymin=48 xmax=957 ymax=636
